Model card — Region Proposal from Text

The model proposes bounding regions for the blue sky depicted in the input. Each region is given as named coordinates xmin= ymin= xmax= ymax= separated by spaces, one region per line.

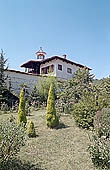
xmin=0 ymin=0 xmax=110 ymax=79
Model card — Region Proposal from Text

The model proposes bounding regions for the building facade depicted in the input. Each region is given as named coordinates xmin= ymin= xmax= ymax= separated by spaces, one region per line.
xmin=21 ymin=47 xmax=91 ymax=80
xmin=5 ymin=48 xmax=91 ymax=95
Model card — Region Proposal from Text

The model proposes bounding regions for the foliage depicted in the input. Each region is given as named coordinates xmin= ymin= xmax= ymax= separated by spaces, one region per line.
xmin=29 ymin=76 xmax=57 ymax=106
xmin=88 ymin=109 xmax=110 ymax=169
xmin=46 ymin=82 xmax=59 ymax=128
xmin=96 ymin=77 xmax=110 ymax=109
xmin=0 ymin=102 xmax=9 ymax=111
xmin=0 ymin=109 xmax=96 ymax=170
xmin=73 ymin=90 xmax=97 ymax=128
xmin=0 ymin=158 xmax=43 ymax=170
xmin=56 ymin=67 xmax=95 ymax=114
xmin=0 ymin=119 xmax=26 ymax=167
xmin=56 ymin=80 xmax=74 ymax=114
xmin=27 ymin=120 xmax=36 ymax=138
xmin=10 ymin=101 xmax=18 ymax=113
xmin=28 ymin=85 xmax=41 ymax=106
xmin=25 ymin=102 xmax=31 ymax=116
xmin=17 ymin=89 xmax=27 ymax=124
xmin=0 ymin=49 xmax=8 ymax=107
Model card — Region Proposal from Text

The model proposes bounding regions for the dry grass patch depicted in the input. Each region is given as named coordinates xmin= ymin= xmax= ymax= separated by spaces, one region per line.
xmin=0 ymin=109 xmax=96 ymax=170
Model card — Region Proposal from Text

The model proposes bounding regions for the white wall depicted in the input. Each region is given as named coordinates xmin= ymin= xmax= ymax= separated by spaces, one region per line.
xmin=40 ymin=58 xmax=80 ymax=80
xmin=5 ymin=70 xmax=41 ymax=95
xmin=55 ymin=59 xmax=80 ymax=80
xmin=5 ymin=59 xmax=80 ymax=95
xmin=40 ymin=60 xmax=57 ymax=76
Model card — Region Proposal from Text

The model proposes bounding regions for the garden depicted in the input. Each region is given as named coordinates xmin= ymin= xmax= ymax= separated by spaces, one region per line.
xmin=0 ymin=50 xmax=110 ymax=170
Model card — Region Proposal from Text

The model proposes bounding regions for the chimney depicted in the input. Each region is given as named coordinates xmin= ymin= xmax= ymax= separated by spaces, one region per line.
xmin=62 ymin=54 xmax=67 ymax=59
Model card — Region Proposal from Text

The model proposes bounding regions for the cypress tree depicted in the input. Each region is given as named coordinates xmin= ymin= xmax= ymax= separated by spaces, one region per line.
xmin=46 ymin=82 xmax=59 ymax=128
xmin=17 ymin=88 xmax=27 ymax=124
xmin=0 ymin=49 xmax=7 ymax=105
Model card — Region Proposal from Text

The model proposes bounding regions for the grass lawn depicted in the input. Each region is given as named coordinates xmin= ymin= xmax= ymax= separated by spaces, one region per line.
xmin=0 ymin=109 xmax=96 ymax=170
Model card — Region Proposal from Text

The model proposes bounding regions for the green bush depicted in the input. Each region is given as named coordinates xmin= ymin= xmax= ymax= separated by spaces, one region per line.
xmin=73 ymin=91 xmax=97 ymax=128
xmin=96 ymin=109 xmax=110 ymax=139
xmin=27 ymin=121 xmax=36 ymax=138
xmin=46 ymin=83 xmax=59 ymax=128
xmin=17 ymin=89 xmax=27 ymax=124
xmin=88 ymin=109 xmax=110 ymax=169
xmin=0 ymin=158 xmax=41 ymax=170
xmin=0 ymin=119 xmax=26 ymax=167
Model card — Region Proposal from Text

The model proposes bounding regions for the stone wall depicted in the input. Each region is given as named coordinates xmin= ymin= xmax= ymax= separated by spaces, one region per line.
xmin=5 ymin=70 xmax=41 ymax=95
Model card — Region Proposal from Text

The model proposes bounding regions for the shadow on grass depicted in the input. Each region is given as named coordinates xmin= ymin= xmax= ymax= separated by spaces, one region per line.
xmin=55 ymin=122 xmax=70 ymax=130
xmin=0 ymin=159 xmax=46 ymax=170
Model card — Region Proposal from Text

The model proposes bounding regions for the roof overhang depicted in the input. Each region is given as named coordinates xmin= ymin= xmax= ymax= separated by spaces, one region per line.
xmin=40 ymin=56 xmax=92 ymax=70
xmin=20 ymin=56 xmax=91 ymax=70
xmin=21 ymin=60 xmax=41 ymax=68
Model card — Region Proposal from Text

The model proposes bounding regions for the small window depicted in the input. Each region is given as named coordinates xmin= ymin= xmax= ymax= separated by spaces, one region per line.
xmin=58 ymin=64 xmax=62 ymax=71
xmin=67 ymin=68 xmax=72 ymax=74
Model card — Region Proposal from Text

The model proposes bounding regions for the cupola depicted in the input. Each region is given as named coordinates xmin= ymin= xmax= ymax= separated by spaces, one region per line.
xmin=35 ymin=47 xmax=46 ymax=61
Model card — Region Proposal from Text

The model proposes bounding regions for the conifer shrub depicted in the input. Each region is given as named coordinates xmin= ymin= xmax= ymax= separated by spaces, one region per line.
xmin=17 ymin=89 xmax=27 ymax=124
xmin=46 ymin=83 xmax=59 ymax=128
xmin=27 ymin=120 xmax=36 ymax=138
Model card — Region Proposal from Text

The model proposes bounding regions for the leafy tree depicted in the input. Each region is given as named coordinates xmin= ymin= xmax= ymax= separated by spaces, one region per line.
xmin=29 ymin=76 xmax=57 ymax=106
xmin=29 ymin=85 xmax=41 ymax=106
xmin=73 ymin=90 xmax=98 ymax=128
xmin=70 ymin=67 xmax=94 ymax=101
xmin=17 ymin=89 xmax=27 ymax=124
xmin=38 ymin=76 xmax=57 ymax=102
xmin=0 ymin=49 xmax=7 ymax=105
xmin=46 ymin=82 xmax=59 ymax=128
xmin=56 ymin=67 xmax=95 ymax=114
xmin=56 ymin=79 xmax=74 ymax=113
xmin=96 ymin=77 xmax=110 ymax=109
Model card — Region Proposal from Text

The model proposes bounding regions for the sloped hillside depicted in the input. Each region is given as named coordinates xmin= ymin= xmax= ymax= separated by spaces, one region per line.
xmin=18 ymin=109 xmax=96 ymax=170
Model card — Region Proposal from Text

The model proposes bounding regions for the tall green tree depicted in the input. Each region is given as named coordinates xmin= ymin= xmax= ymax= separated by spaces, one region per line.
xmin=73 ymin=90 xmax=98 ymax=128
xmin=70 ymin=67 xmax=94 ymax=101
xmin=17 ymin=88 xmax=27 ymax=124
xmin=96 ymin=77 xmax=110 ymax=109
xmin=56 ymin=67 xmax=95 ymax=113
xmin=46 ymin=82 xmax=59 ymax=128
xmin=0 ymin=49 xmax=7 ymax=105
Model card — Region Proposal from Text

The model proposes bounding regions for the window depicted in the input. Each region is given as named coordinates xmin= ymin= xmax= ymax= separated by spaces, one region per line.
xmin=51 ymin=64 xmax=54 ymax=72
xmin=67 ymin=68 xmax=72 ymax=74
xmin=41 ymin=67 xmax=47 ymax=74
xmin=41 ymin=64 xmax=54 ymax=74
xmin=58 ymin=64 xmax=62 ymax=71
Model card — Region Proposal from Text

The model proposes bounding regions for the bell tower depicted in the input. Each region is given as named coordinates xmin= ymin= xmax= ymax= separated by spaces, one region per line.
xmin=35 ymin=47 xmax=46 ymax=61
